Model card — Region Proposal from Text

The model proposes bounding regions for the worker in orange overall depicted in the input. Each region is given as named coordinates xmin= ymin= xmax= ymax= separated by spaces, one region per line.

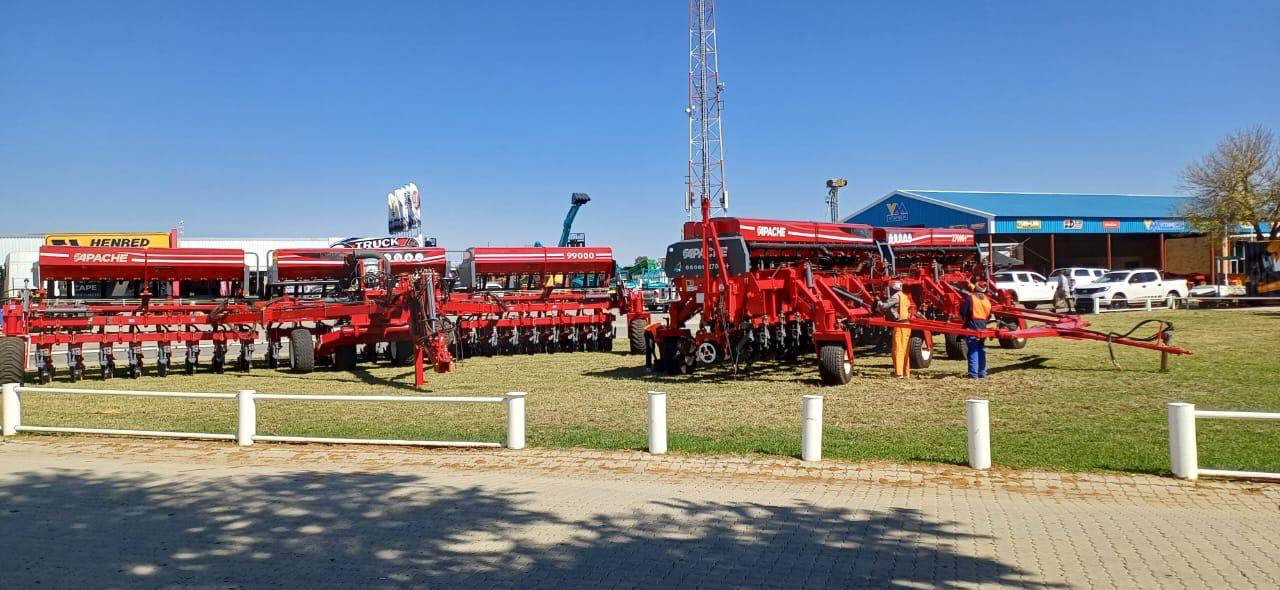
xmin=878 ymin=280 xmax=915 ymax=378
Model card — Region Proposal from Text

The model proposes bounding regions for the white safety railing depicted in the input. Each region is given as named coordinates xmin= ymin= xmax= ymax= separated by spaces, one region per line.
xmin=1 ymin=383 xmax=526 ymax=450
xmin=1168 ymin=402 xmax=1280 ymax=481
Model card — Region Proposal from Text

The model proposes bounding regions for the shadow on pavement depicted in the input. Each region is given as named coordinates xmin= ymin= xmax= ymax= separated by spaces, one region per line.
xmin=0 ymin=469 xmax=1052 ymax=588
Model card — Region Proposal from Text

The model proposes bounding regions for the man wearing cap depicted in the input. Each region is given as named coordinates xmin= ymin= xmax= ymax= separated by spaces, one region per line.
xmin=878 ymin=280 xmax=915 ymax=377
xmin=959 ymin=281 xmax=993 ymax=378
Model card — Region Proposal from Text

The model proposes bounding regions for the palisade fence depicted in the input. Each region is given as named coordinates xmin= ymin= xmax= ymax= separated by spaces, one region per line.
xmin=1 ymin=384 xmax=526 ymax=449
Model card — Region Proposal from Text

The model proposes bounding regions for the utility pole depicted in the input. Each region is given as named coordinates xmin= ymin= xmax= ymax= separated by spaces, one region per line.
xmin=825 ymin=178 xmax=847 ymax=223
xmin=686 ymin=0 xmax=728 ymax=219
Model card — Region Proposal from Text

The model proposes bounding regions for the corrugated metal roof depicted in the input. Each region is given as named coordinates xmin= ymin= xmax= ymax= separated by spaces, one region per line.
xmin=899 ymin=190 xmax=1190 ymax=218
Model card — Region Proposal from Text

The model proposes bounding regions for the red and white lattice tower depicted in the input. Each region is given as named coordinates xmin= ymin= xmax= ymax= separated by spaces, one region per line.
xmin=686 ymin=0 xmax=728 ymax=220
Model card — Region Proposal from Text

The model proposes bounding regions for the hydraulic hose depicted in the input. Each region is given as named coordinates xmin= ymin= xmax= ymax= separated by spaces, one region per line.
xmin=1105 ymin=319 xmax=1174 ymax=369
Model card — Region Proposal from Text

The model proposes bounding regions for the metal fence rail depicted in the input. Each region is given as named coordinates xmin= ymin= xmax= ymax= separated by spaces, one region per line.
xmin=1 ymin=383 xmax=526 ymax=449
xmin=1168 ymin=402 xmax=1279 ymax=481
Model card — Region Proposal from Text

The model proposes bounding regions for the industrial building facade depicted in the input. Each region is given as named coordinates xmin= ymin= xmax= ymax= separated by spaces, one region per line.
xmin=845 ymin=190 xmax=1214 ymax=276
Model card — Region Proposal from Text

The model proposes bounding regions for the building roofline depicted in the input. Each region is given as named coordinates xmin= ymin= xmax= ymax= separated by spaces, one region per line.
xmin=844 ymin=189 xmax=996 ymax=222
xmin=904 ymin=189 xmax=1186 ymax=198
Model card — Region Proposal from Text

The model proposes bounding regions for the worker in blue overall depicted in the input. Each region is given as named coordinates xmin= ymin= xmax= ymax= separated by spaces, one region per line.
xmin=958 ymin=281 xmax=993 ymax=378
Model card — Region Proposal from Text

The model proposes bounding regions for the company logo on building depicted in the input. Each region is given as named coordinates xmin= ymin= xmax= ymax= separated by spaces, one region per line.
xmin=1063 ymin=219 xmax=1084 ymax=230
xmin=1014 ymin=219 xmax=1042 ymax=230
xmin=331 ymin=236 xmax=421 ymax=249
xmin=1102 ymin=220 xmax=1121 ymax=230
xmin=884 ymin=202 xmax=909 ymax=222
xmin=45 ymin=232 xmax=171 ymax=248
xmin=1143 ymin=219 xmax=1188 ymax=232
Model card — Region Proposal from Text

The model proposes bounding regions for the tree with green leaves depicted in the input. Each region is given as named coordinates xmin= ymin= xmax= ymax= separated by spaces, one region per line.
xmin=1181 ymin=126 xmax=1280 ymax=240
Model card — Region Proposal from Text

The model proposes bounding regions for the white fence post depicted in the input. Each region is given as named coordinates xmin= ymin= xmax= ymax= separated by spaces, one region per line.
xmin=967 ymin=399 xmax=991 ymax=470
xmin=801 ymin=395 xmax=823 ymax=462
xmin=236 ymin=389 xmax=256 ymax=446
xmin=2 ymin=383 xmax=20 ymax=436
xmin=505 ymin=392 xmax=527 ymax=450
xmin=647 ymin=391 xmax=667 ymax=455
xmin=1168 ymin=402 xmax=1198 ymax=480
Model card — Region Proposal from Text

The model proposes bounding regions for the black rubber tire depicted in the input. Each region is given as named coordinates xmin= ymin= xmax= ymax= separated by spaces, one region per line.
xmin=817 ymin=344 xmax=853 ymax=386
xmin=390 ymin=341 xmax=414 ymax=366
xmin=908 ymin=331 xmax=932 ymax=369
xmin=1165 ymin=292 xmax=1180 ymax=310
xmin=997 ymin=320 xmax=1027 ymax=350
xmin=1110 ymin=294 xmax=1127 ymax=310
xmin=0 ymin=337 xmax=25 ymax=386
xmin=629 ymin=319 xmax=647 ymax=354
xmin=289 ymin=328 xmax=315 ymax=373
xmin=943 ymin=333 xmax=966 ymax=360
xmin=1024 ymin=302 xmax=1038 ymax=310
xmin=334 ymin=345 xmax=358 ymax=371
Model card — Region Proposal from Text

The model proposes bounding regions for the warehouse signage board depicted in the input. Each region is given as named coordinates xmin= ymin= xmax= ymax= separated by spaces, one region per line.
xmin=1014 ymin=220 xmax=1042 ymax=230
xmin=44 ymin=232 xmax=172 ymax=248
xmin=1062 ymin=219 xmax=1084 ymax=230
xmin=331 ymin=236 xmax=421 ymax=249
xmin=1143 ymin=219 xmax=1188 ymax=232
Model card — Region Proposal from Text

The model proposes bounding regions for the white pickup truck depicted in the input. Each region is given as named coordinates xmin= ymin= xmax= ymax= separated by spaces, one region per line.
xmin=1071 ymin=269 xmax=1188 ymax=311
xmin=991 ymin=270 xmax=1056 ymax=309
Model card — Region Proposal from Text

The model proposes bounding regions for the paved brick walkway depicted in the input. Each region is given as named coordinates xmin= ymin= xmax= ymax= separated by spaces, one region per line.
xmin=1 ymin=438 xmax=1277 ymax=589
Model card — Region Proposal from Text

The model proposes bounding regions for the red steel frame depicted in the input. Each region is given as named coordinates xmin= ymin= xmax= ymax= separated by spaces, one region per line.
xmin=3 ymin=243 xmax=650 ymax=387
xmin=653 ymin=214 xmax=1191 ymax=385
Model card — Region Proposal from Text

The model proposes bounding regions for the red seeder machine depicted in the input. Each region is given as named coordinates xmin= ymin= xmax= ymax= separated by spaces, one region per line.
xmin=0 ymin=243 xmax=649 ymax=387
xmin=651 ymin=205 xmax=1192 ymax=385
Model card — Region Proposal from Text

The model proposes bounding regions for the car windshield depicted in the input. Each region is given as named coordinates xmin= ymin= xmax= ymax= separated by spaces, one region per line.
xmin=1094 ymin=272 xmax=1129 ymax=284
xmin=993 ymin=273 xmax=1013 ymax=281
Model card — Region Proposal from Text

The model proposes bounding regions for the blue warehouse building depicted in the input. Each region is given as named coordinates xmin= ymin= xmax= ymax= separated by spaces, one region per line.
xmin=844 ymin=190 xmax=1213 ymax=275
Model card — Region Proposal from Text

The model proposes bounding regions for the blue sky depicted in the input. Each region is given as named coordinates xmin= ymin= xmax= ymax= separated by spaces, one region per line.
xmin=2 ymin=1 xmax=1277 ymax=261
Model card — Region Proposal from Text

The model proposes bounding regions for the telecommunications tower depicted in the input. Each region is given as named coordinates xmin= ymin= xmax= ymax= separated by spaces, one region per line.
xmin=686 ymin=0 xmax=728 ymax=219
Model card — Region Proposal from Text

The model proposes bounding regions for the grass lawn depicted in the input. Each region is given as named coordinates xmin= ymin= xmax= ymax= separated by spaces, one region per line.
xmin=10 ymin=308 xmax=1280 ymax=475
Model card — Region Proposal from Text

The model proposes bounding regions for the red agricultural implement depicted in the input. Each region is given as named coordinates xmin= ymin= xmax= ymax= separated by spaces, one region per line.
xmin=0 ymin=243 xmax=649 ymax=387
xmin=447 ymin=246 xmax=644 ymax=356
xmin=652 ymin=207 xmax=1192 ymax=385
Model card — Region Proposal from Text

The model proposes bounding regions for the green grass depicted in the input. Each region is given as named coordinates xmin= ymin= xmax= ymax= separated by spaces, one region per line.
xmin=12 ymin=308 xmax=1280 ymax=475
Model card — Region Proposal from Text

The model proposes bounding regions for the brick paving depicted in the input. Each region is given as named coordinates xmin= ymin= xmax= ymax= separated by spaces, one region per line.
xmin=1 ymin=437 xmax=1277 ymax=589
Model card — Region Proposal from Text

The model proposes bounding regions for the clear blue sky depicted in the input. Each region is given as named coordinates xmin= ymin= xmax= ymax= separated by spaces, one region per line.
xmin=2 ymin=1 xmax=1277 ymax=261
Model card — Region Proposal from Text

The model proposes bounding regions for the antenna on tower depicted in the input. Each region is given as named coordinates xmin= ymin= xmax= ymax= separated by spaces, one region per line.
xmin=825 ymin=178 xmax=847 ymax=223
xmin=687 ymin=0 xmax=728 ymax=220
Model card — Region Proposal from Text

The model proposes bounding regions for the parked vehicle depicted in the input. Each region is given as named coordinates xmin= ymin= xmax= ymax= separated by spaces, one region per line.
xmin=992 ymin=270 xmax=1056 ymax=308
xmin=1047 ymin=267 xmax=1108 ymax=289
xmin=1072 ymin=269 xmax=1188 ymax=311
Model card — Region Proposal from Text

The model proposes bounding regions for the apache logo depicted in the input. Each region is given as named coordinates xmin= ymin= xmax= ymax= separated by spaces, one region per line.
xmin=756 ymin=226 xmax=788 ymax=238
xmin=885 ymin=202 xmax=909 ymax=222
xmin=72 ymin=252 xmax=130 ymax=264
xmin=682 ymin=246 xmax=729 ymax=260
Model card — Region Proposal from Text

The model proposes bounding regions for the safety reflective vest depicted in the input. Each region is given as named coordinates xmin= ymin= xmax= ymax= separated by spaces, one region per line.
xmin=969 ymin=294 xmax=992 ymax=320
xmin=897 ymin=292 xmax=913 ymax=322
